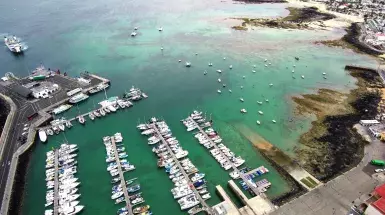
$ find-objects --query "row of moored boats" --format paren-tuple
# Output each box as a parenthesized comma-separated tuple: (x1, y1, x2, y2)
(103, 133, 152, 215)
(181, 111, 245, 175)
(137, 118, 211, 213)
(45, 144, 84, 215)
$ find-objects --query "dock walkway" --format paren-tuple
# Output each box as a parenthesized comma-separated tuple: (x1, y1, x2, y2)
(189, 117, 263, 196)
(53, 150, 59, 215)
(149, 123, 213, 215)
(189, 117, 276, 214)
(111, 137, 133, 215)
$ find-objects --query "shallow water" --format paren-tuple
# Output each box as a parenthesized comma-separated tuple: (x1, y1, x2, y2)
(0, 0, 378, 214)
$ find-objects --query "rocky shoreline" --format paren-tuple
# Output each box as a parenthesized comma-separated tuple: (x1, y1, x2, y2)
(0, 97, 10, 134)
(316, 23, 385, 57)
(233, 0, 287, 3)
(232, 7, 336, 30)
(294, 68, 383, 181)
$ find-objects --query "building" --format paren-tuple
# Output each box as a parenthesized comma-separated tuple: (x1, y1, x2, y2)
(360, 120, 381, 126)
(31, 84, 59, 99)
(364, 184, 385, 214)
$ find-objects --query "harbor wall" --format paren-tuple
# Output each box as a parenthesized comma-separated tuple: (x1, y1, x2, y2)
(1, 111, 51, 215)
(0, 94, 15, 160)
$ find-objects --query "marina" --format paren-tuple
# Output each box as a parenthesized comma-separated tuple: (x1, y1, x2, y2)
(38, 86, 148, 142)
(138, 118, 213, 214)
(45, 143, 83, 215)
(103, 133, 151, 215)
(182, 111, 273, 198)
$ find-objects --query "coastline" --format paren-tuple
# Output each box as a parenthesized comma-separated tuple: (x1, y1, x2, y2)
(293, 67, 383, 181)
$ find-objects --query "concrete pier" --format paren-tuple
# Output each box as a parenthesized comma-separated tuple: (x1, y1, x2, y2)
(212, 185, 241, 215)
(229, 180, 275, 215)
(53, 150, 59, 215)
(149, 122, 213, 214)
(111, 137, 133, 215)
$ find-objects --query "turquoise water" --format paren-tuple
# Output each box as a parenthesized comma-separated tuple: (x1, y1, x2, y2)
(0, 0, 378, 214)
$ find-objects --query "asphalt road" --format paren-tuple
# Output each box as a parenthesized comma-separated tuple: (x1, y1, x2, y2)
(0, 85, 40, 207)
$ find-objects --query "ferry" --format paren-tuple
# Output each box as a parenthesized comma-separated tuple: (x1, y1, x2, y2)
(69, 93, 89, 104)
(52, 104, 73, 115)
(4, 36, 24, 53)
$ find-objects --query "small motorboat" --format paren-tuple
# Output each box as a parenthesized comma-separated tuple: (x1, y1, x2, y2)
(269, 83, 273, 87)
(258, 111, 264, 115)
(158, 27, 163, 31)
(257, 120, 261, 125)
(229, 90, 232, 93)
(301, 75, 305, 79)
(239, 98, 244, 102)
(134, 26, 139, 30)
(208, 63, 213, 67)
(131, 32, 137, 37)
(78, 116, 86, 124)
(185, 62, 191, 67)
(240, 109, 247, 113)
(252, 70, 256, 73)
(218, 79, 221, 83)
(217, 90, 221, 94)
(229, 65, 232, 69)
(133, 205, 150, 214)
(216, 70, 221, 73)
(272, 120, 276, 123)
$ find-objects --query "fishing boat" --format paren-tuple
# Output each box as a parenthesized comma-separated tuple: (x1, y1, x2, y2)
(133, 205, 150, 214)
(39, 130, 47, 143)
(185, 62, 191, 67)
(158, 27, 163, 31)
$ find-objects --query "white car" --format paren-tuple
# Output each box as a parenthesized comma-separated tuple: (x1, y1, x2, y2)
(375, 169, 384, 173)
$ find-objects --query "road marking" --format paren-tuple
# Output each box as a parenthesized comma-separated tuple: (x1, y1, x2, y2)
(0, 111, 23, 189)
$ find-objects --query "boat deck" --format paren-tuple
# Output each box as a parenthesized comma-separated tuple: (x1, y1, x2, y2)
(149, 123, 213, 215)
(53, 150, 59, 215)
(111, 137, 133, 215)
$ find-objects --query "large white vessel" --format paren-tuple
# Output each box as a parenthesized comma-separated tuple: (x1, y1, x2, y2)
(52, 104, 73, 115)
(69, 93, 89, 104)
(4, 36, 25, 53)
(89, 83, 109, 94)
(39, 130, 47, 143)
